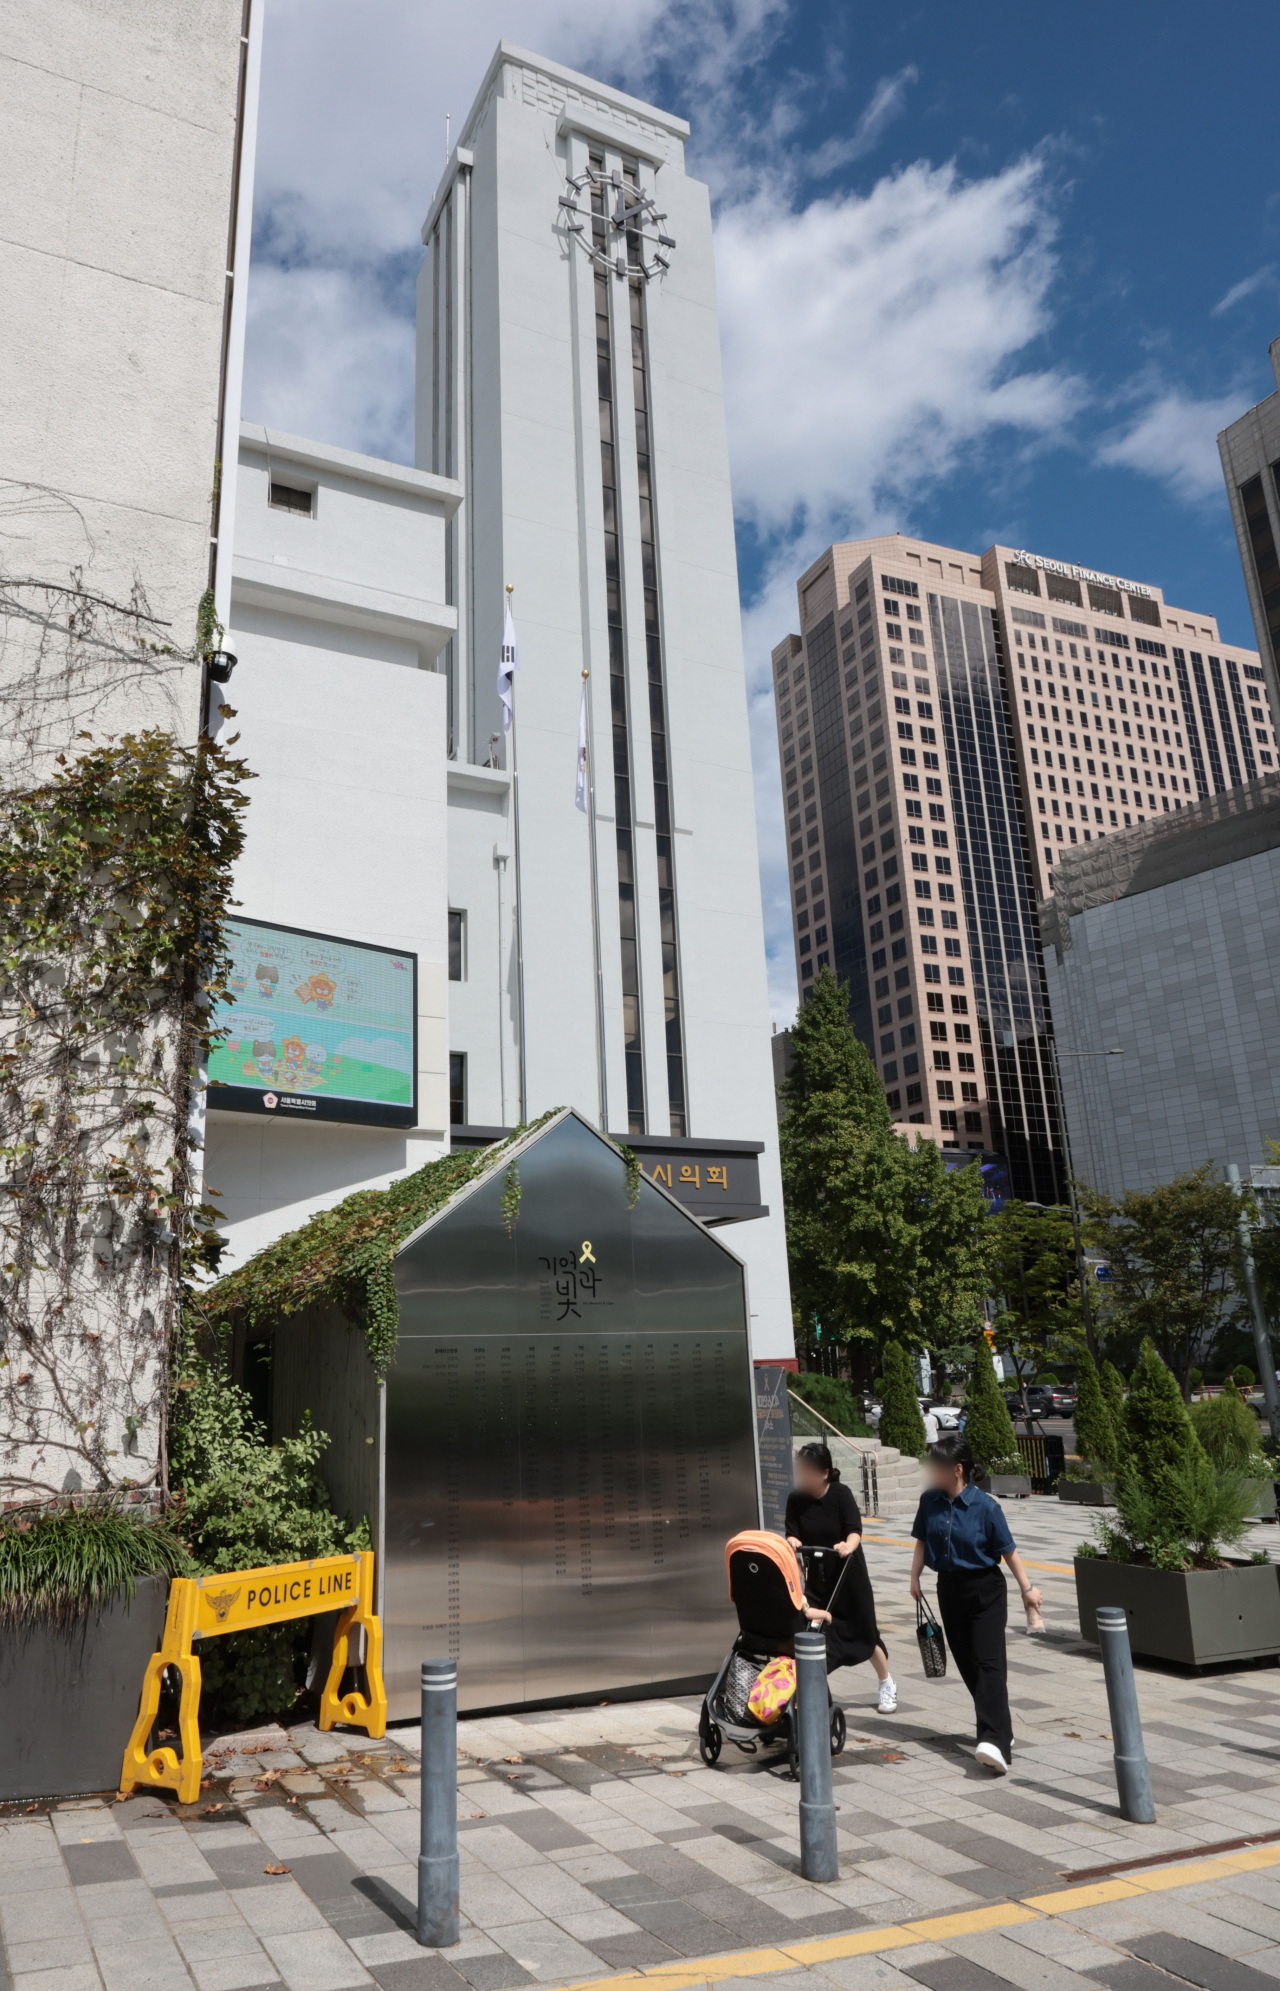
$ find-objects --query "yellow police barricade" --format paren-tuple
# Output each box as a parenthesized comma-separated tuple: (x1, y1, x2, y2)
(120, 1550, 387, 1805)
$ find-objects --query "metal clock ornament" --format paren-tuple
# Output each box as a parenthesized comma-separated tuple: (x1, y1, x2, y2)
(558, 164, 676, 281)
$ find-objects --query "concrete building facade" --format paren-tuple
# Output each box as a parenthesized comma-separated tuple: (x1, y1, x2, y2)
(417, 44, 792, 1360)
(1219, 336, 1280, 693)
(1041, 775, 1280, 1199)
(204, 425, 461, 1265)
(772, 535, 1275, 1202)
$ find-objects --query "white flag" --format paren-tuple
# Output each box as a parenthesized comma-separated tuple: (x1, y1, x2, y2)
(497, 596, 519, 734)
(575, 678, 588, 812)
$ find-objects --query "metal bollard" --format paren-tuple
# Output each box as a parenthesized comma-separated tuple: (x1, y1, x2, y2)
(794, 1629, 839, 1883)
(417, 1659, 460, 1946)
(1096, 1607, 1155, 1824)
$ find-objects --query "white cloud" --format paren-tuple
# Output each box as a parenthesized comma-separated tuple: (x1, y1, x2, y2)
(809, 67, 918, 178)
(1094, 389, 1240, 505)
(243, 262, 415, 460)
(717, 156, 1081, 542)
(1211, 265, 1276, 316)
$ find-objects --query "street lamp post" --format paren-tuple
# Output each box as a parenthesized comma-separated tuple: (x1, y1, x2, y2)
(1044, 1039, 1123, 1358)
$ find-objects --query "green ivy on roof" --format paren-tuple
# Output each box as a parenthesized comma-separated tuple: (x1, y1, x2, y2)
(192, 1113, 559, 1375)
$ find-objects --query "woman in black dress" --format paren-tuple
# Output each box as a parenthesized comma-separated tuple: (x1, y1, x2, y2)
(785, 1441, 896, 1712)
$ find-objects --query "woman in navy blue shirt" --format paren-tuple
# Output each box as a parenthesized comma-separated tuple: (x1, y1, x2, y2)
(909, 1434, 1042, 1775)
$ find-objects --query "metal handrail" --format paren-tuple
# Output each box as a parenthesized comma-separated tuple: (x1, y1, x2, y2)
(787, 1391, 879, 1517)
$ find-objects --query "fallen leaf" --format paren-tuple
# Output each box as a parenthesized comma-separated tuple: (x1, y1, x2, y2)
(264, 1863, 291, 1875)
(1064, 1731, 1081, 1738)
(503, 1755, 522, 1764)
(881, 1752, 905, 1763)
(471, 1810, 486, 1818)
(203, 1803, 226, 1814)
(667, 1772, 684, 1779)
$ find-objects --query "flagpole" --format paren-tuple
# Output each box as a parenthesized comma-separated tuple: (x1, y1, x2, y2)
(582, 666, 608, 1132)
(506, 583, 528, 1126)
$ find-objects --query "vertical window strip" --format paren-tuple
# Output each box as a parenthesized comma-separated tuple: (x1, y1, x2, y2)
(1207, 656, 1244, 786)
(1173, 651, 1210, 798)
(1224, 657, 1258, 781)
(1189, 655, 1226, 792)
(624, 169, 684, 1134)
(591, 155, 645, 1134)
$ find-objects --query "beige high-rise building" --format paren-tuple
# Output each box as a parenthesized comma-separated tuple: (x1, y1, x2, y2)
(772, 535, 1277, 1201)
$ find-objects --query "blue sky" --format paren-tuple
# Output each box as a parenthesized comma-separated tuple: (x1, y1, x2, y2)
(243, 0, 1280, 1022)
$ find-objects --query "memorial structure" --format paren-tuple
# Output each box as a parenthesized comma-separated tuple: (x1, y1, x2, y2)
(224, 1109, 759, 1716)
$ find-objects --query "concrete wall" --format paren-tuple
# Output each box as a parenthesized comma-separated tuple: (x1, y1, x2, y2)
(1045, 845, 1280, 1197)
(0, 0, 247, 745)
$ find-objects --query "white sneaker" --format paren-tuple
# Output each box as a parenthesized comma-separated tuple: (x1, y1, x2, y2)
(975, 1741, 1008, 1776)
(877, 1676, 898, 1713)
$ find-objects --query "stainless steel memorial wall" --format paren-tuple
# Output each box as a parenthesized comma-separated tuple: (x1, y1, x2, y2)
(383, 1112, 760, 1716)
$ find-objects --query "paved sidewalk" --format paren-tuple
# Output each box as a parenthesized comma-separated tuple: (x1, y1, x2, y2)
(5, 1500, 1280, 1991)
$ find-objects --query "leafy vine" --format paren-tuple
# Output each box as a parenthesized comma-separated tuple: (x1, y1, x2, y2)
(502, 1162, 522, 1234)
(1, 685, 251, 1500)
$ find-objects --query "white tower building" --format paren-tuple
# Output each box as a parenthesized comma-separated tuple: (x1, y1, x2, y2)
(418, 44, 792, 1360)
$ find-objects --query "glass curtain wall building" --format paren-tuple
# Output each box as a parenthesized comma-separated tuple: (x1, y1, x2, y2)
(1219, 337, 1280, 694)
(774, 534, 1276, 1201)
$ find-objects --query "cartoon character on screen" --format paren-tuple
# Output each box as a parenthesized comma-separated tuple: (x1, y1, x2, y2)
(302, 1042, 327, 1090)
(227, 965, 249, 995)
(281, 1034, 307, 1077)
(309, 972, 337, 1012)
(254, 962, 279, 1000)
(252, 1039, 277, 1082)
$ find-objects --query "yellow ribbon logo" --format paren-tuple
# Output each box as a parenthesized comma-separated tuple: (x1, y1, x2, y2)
(580, 1240, 597, 1264)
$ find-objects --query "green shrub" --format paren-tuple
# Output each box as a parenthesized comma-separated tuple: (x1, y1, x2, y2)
(1072, 1349, 1117, 1476)
(171, 1364, 369, 1723)
(788, 1371, 873, 1437)
(0, 1500, 190, 1627)
(1189, 1389, 1266, 1472)
(1100, 1359, 1126, 1430)
(1114, 1340, 1264, 1568)
(878, 1341, 927, 1458)
(963, 1344, 1020, 1470)
(1036, 1372, 1060, 1386)
(1189, 1368, 1204, 1390)
(1234, 1364, 1256, 1387)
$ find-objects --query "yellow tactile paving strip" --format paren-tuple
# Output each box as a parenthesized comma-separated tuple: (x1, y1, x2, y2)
(536, 1839, 1280, 1991)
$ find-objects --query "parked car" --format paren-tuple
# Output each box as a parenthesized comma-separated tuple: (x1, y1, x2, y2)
(863, 1397, 960, 1431)
(1005, 1384, 1075, 1417)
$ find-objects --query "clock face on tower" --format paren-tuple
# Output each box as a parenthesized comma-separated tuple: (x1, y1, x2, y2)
(557, 164, 676, 281)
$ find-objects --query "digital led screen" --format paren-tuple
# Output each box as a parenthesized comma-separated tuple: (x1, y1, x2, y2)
(208, 918, 417, 1128)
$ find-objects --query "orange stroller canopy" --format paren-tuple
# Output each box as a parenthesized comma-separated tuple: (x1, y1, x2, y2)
(724, 1530, 805, 1610)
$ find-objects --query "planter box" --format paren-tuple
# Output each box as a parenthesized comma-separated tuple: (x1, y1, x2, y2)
(1059, 1480, 1114, 1507)
(1074, 1555, 1280, 1666)
(0, 1576, 168, 1800)
(988, 1474, 1032, 1498)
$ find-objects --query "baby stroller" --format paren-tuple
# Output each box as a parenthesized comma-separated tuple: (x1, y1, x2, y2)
(698, 1530, 849, 1777)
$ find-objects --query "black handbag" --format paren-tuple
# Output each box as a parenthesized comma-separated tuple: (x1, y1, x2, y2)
(916, 1596, 947, 1678)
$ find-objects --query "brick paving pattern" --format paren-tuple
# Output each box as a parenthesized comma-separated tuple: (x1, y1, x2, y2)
(6, 1502, 1280, 1991)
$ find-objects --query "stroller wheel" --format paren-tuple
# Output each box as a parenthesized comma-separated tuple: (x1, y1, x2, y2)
(698, 1711, 723, 1766)
(830, 1706, 846, 1758)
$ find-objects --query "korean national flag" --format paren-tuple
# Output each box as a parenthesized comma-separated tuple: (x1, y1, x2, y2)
(498, 596, 520, 733)
(576, 677, 588, 812)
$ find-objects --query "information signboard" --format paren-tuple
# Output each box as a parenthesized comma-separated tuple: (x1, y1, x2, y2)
(207, 918, 417, 1128)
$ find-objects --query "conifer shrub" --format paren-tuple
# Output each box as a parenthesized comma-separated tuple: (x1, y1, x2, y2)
(878, 1341, 927, 1458)
(963, 1345, 1020, 1472)
(1105, 1340, 1265, 1569)
(1072, 1349, 1118, 1476)
(1100, 1359, 1126, 1431)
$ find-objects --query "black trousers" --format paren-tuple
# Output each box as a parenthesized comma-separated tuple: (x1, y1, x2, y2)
(936, 1566, 1012, 1757)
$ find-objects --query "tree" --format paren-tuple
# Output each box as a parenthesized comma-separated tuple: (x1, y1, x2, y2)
(1101, 1359, 1126, 1431)
(1072, 1348, 1117, 1475)
(779, 968, 993, 1354)
(964, 1341, 1020, 1471)
(1110, 1339, 1251, 1568)
(879, 1340, 927, 1458)
(1080, 1168, 1239, 1399)
(987, 1199, 1080, 1416)
(1189, 1389, 1266, 1472)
